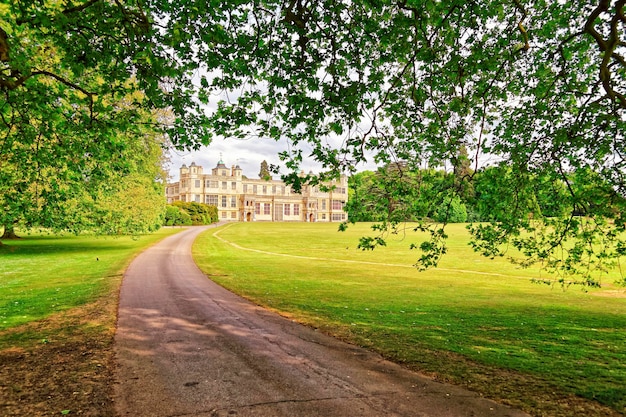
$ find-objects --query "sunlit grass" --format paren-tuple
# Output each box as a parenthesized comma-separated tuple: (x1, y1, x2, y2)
(0, 228, 183, 333)
(193, 222, 626, 416)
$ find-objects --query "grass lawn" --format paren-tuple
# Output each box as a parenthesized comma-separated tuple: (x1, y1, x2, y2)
(0, 227, 184, 416)
(193, 222, 626, 417)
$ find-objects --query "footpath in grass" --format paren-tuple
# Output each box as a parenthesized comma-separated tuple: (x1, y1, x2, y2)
(0, 228, 184, 417)
(193, 222, 626, 417)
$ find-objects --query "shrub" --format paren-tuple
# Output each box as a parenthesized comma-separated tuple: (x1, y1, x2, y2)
(166, 202, 217, 225)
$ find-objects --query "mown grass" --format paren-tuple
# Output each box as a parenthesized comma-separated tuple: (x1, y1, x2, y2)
(0, 227, 185, 417)
(193, 222, 626, 417)
(0, 228, 183, 345)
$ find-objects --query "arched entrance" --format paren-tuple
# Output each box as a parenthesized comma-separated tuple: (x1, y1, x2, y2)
(246, 212, 252, 222)
(309, 213, 315, 222)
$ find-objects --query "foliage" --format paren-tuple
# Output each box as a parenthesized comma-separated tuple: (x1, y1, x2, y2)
(433, 194, 467, 223)
(347, 166, 453, 223)
(346, 162, 625, 285)
(0, 1, 205, 238)
(170, 201, 217, 225)
(174, 0, 625, 286)
(164, 205, 192, 226)
(76, 125, 168, 235)
(258, 160, 272, 181)
(2, 1, 625, 284)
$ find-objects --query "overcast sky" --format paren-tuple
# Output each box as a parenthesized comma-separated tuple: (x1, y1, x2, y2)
(166, 136, 379, 183)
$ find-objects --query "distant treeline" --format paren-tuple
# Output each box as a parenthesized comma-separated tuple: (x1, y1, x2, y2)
(345, 165, 622, 223)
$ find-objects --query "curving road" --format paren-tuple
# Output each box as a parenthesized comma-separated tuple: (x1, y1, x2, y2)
(113, 225, 529, 417)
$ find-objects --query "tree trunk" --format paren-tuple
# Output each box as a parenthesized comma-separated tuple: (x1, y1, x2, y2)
(1, 223, 20, 239)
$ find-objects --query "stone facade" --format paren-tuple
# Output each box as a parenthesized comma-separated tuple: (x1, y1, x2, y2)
(166, 160, 349, 222)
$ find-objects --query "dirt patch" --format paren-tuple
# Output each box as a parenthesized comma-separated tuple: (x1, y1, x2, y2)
(0, 338, 115, 416)
(0, 299, 117, 416)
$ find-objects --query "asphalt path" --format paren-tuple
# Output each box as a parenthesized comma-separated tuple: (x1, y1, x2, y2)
(113, 225, 530, 417)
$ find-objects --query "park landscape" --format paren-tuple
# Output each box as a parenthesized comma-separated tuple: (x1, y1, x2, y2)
(1, 222, 625, 416)
(1, 0, 626, 416)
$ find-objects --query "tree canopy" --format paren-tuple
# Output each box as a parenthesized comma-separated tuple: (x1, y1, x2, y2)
(2, 1, 624, 284)
(0, 1, 200, 236)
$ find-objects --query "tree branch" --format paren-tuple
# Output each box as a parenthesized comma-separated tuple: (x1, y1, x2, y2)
(584, 0, 626, 108)
(62, 0, 102, 15)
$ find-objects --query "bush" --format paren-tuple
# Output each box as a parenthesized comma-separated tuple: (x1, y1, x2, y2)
(165, 202, 218, 226)
(164, 205, 192, 226)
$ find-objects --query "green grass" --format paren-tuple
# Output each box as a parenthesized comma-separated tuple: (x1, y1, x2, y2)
(193, 222, 626, 416)
(0, 228, 183, 334)
(0, 227, 186, 417)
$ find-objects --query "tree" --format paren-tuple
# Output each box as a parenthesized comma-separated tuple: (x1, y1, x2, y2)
(346, 166, 450, 224)
(2, 1, 624, 285)
(433, 194, 468, 224)
(259, 160, 272, 180)
(191, 0, 625, 286)
(0, 1, 209, 240)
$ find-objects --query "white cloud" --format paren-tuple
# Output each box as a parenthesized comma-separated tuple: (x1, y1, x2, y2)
(166, 136, 330, 182)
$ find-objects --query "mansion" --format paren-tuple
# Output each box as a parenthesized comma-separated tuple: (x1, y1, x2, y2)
(166, 159, 348, 222)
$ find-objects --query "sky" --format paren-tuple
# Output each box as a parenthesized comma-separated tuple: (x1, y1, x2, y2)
(167, 137, 314, 183)
(166, 135, 378, 183)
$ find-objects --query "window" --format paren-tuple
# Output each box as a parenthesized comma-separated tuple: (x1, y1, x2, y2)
(253, 185, 258, 194)
(231, 212, 237, 219)
(206, 195, 218, 206)
(294, 204, 300, 215)
(195, 180, 200, 188)
(221, 196, 227, 208)
(284, 204, 290, 215)
(243, 184, 248, 193)
(321, 213, 326, 220)
(332, 200, 343, 210)
(210, 180, 218, 188)
(221, 211, 226, 218)
(264, 203, 271, 215)
(255, 203, 261, 215)
(332, 213, 343, 221)
(194, 195, 200, 203)
(221, 181, 227, 190)
(272, 185, 276, 194)
(231, 182, 236, 190)
(322, 200, 327, 210)
(263, 185, 267, 194)
(230, 196, 237, 208)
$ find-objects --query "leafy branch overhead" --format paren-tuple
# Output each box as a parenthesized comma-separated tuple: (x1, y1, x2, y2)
(1, 1, 624, 285)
